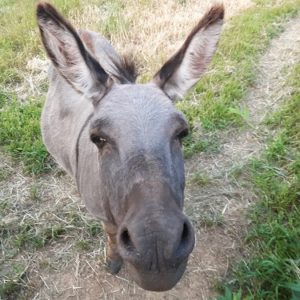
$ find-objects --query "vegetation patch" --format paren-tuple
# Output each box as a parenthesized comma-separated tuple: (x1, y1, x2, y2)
(0, 0, 87, 86)
(184, 132, 221, 159)
(0, 262, 27, 300)
(0, 169, 106, 298)
(188, 171, 212, 187)
(1, 209, 104, 258)
(0, 0, 299, 298)
(0, 98, 50, 174)
(218, 63, 300, 299)
(0, 167, 12, 181)
(0, 0, 298, 168)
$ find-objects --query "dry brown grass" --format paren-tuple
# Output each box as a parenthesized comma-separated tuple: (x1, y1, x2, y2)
(14, 0, 254, 100)
(4, 1, 300, 300)
(0, 151, 242, 299)
(70, 0, 254, 78)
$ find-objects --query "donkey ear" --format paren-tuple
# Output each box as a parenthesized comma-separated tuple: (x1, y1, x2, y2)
(36, 2, 112, 104)
(153, 5, 224, 101)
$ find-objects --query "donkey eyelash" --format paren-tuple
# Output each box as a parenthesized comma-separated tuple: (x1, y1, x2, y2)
(177, 128, 189, 140)
(90, 134, 107, 146)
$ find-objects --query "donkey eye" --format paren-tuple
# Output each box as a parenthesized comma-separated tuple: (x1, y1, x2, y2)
(177, 128, 189, 141)
(90, 135, 107, 148)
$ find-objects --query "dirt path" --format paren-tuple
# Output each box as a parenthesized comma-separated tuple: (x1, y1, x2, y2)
(1, 15, 299, 300)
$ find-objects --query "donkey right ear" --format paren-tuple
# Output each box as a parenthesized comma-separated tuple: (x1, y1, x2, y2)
(153, 5, 224, 101)
(37, 2, 112, 104)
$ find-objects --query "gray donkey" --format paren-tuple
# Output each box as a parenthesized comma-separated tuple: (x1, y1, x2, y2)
(37, 2, 224, 291)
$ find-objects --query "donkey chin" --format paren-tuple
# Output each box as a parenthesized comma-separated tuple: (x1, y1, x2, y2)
(118, 222, 195, 291)
(127, 258, 189, 291)
(119, 230, 194, 291)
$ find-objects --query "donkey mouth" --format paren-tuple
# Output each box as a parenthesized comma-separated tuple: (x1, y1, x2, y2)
(126, 257, 188, 291)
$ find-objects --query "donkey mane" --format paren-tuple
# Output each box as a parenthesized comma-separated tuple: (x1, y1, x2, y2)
(79, 29, 137, 84)
(111, 54, 138, 84)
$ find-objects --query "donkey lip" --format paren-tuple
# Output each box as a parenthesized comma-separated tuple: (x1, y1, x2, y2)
(125, 257, 188, 291)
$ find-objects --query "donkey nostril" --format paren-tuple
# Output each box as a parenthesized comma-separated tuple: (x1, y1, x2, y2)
(175, 221, 193, 259)
(181, 222, 189, 245)
(120, 228, 135, 251)
(121, 229, 130, 245)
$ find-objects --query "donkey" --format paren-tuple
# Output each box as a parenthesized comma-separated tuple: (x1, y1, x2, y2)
(37, 2, 224, 291)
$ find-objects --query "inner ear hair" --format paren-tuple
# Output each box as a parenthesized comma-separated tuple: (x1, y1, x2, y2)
(153, 4, 224, 100)
(37, 2, 111, 101)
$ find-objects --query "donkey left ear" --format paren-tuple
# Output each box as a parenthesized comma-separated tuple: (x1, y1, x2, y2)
(153, 5, 224, 101)
(37, 2, 112, 105)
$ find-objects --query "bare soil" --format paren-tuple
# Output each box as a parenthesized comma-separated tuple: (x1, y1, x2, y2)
(1, 11, 299, 300)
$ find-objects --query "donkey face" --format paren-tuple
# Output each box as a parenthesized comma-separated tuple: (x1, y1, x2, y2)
(90, 83, 188, 212)
(37, 2, 223, 291)
(90, 85, 192, 290)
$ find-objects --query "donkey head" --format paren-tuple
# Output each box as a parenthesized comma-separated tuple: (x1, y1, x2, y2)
(37, 2, 223, 291)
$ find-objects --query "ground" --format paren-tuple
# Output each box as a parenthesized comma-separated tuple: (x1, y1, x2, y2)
(0, 1, 299, 299)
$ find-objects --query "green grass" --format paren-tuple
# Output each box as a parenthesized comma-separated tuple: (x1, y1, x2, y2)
(180, 0, 300, 157)
(218, 63, 300, 300)
(0, 202, 104, 298)
(29, 184, 39, 201)
(75, 239, 92, 251)
(0, 98, 50, 174)
(13, 224, 66, 250)
(0, 262, 27, 300)
(0, 168, 12, 181)
(217, 288, 249, 300)
(184, 133, 220, 159)
(189, 171, 212, 187)
(0, 0, 299, 170)
(0, 0, 86, 86)
(0, 198, 104, 258)
(0, 0, 299, 298)
(94, 1, 129, 39)
(1, 218, 63, 256)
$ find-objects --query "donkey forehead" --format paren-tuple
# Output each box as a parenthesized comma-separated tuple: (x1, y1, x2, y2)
(91, 84, 187, 132)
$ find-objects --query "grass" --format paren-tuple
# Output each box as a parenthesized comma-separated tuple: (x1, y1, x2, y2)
(188, 172, 212, 187)
(218, 62, 300, 299)
(180, 0, 300, 157)
(0, 98, 50, 174)
(0, 0, 87, 86)
(184, 133, 220, 159)
(0, 0, 298, 172)
(0, 179, 104, 255)
(0, 175, 105, 298)
(0, 262, 27, 300)
(0, 167, 12, 181)
(0, 0, 299, 298)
